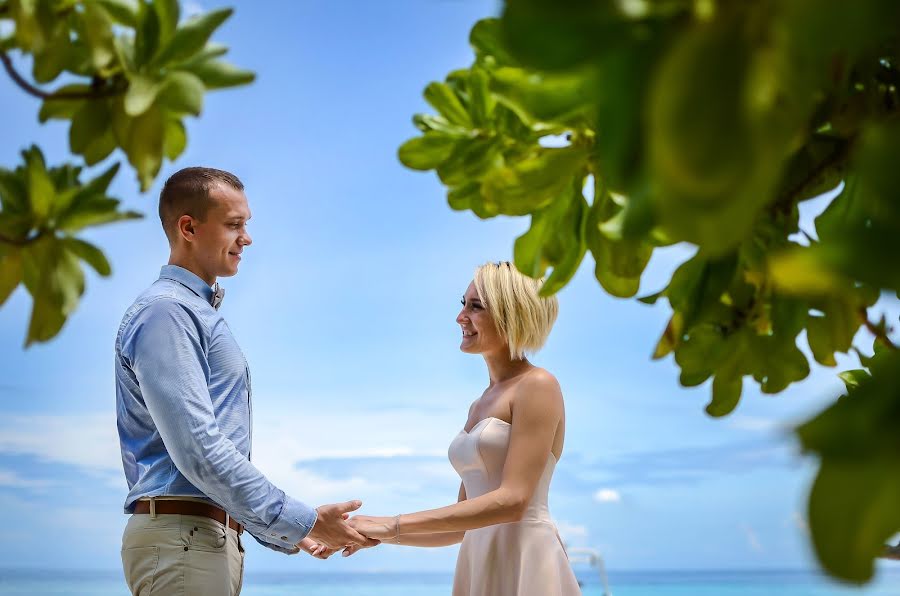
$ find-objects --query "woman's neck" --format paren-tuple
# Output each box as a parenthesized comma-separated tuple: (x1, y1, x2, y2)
(483, 352, 532, 385)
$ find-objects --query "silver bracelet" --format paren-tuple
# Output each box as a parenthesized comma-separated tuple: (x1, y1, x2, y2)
(392, 514, 401, 544)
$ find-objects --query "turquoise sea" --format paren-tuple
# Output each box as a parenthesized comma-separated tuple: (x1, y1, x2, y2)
(1, 569, 898, 596)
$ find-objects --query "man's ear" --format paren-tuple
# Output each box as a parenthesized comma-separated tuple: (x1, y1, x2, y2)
(177, 215, 196, 243)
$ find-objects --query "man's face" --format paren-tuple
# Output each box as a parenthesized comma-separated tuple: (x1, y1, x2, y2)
(191, 183, 252, 280)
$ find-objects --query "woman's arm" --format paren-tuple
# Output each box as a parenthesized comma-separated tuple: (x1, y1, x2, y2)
(344, 484, 467, 555)
(351, 371, 562, 540)
(389, 483, 468, 547)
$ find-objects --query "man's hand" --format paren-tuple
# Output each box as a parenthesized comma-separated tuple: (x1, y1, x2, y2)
(304, 500, 368, 550)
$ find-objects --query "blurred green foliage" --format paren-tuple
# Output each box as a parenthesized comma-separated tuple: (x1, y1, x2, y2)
(0, 0, 253, 345)
(398, 0, 900, 584)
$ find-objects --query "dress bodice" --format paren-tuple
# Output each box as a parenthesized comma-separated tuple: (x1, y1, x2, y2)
(448, 417, 556, 523)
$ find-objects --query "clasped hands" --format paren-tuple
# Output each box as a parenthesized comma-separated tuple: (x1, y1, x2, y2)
(296, 499, 398, 560)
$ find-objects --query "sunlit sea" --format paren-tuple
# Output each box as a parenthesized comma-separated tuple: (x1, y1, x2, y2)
(1, 569, 898, 595)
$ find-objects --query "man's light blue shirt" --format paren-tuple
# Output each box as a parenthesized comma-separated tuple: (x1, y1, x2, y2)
(115, 265, 317, 553)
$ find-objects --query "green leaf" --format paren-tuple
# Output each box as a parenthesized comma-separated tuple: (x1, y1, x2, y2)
(180, 59, 255, 89)
(0, 247, 23, 305)
(490, 66, 598, 124)
(586, 185, 653, 298)
(806, 299, 858, 367)
(649, 18, 751, 201)
(500, 0, 626, 71)
(413, 114, 470, 137)
(801, 378, 900, 572)
(81, 2, 117, 70)
(124, 104, 165, 191)
(469, 18, 517, 66)
(154, 8, 233, 66)
(0, 168, 29, 213)
(423, 82, 472, 128)
(93, 0, 139, 27)
(482, 146, 587, 216)
(134, 0, 161, 66)
(20, 235, 85, 346)
(467, 67, 494, 127)
(179, 41, 228, 65)
(398, 134, 458, 171)
(675, 324, 726, 383)
(25, 292, 67, 347)
(124, 74, 163, 116)
(81, 161, 121, 196)
(541, 188, 588, 296)
(806, 460, 900, 584)
(163, 118, 187, 161)
(446, 183, 480, 212)
(513, 179, 588, 294)
(69, 100, 116, 165)
(769, 248, 847, 296)
(32, 34, 71, 83)
(62, 237, 112, 276)
(38, 87, 89, 122)
(838, 369, 870, 394)
(667, 253, 738, 329)
(707, 373, 742, 417)
(156, 71, 204, 115)
(23, 146, 54, 221)
(748, 336, 810, 394)
(57, 202, 142, 233)
(152, 0, 179, 43)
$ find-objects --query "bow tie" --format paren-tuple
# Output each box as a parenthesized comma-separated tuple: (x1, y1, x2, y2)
(211, 283, 225, 310)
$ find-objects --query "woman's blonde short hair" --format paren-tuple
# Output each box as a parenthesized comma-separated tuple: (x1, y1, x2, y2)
(473, 262, 559, 360)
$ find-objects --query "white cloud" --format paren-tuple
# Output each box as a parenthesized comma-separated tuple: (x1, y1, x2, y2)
(0, 468, 54, 489)
(593, 488, 621, 504)
(0, 413, 121, 472)
(728, 415, 782, 434)
(0, 407, 465, 506)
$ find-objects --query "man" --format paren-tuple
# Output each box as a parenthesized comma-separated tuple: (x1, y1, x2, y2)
(115, 167, 369, 595)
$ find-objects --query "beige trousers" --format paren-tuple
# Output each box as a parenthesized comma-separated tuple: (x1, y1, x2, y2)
(121, 513, 244, 596)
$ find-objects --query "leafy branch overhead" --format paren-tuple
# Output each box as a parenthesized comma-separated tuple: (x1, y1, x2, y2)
(0, 0, 254, 345)
(398, 1, 900, 584)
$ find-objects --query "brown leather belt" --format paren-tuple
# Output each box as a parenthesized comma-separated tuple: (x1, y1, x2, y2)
(133, 500, 243, 534)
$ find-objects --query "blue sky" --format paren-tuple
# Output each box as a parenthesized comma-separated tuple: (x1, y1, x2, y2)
(0, 0, 895, 578)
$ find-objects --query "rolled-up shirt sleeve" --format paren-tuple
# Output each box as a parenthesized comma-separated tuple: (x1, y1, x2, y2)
(122, 297, 317, 550)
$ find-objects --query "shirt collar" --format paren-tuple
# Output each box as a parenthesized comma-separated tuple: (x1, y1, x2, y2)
(159, 265, 215, 304)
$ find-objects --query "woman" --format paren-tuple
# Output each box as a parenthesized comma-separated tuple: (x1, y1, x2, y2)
(348, 261, 581, 595)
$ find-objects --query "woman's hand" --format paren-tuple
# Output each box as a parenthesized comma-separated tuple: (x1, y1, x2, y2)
(348, 515, 398, 541)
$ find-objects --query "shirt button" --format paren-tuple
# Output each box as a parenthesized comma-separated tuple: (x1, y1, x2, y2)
(281, 536, 288, 540)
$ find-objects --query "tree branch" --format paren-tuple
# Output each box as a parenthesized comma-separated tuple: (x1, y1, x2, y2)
(882, 542, 900, 560)
(0, 231, 34, 247)
(859, 308, 899, 352)
(0, 50, 123, 100)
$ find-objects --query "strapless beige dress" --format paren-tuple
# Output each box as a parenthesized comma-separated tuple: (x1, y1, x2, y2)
(449, 417, 581, 596)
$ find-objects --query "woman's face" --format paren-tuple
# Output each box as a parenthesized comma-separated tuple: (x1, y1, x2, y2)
(456, 282, 506, 355)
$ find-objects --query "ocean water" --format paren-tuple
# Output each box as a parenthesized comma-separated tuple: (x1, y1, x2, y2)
(0, 569, 898, 595)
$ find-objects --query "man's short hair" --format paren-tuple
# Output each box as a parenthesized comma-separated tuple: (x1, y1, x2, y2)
(158, 167, 244, 242)
(473, 261, 559, 360)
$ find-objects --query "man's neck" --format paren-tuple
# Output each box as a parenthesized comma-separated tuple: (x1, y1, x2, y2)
(168, 255, 215, 287)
